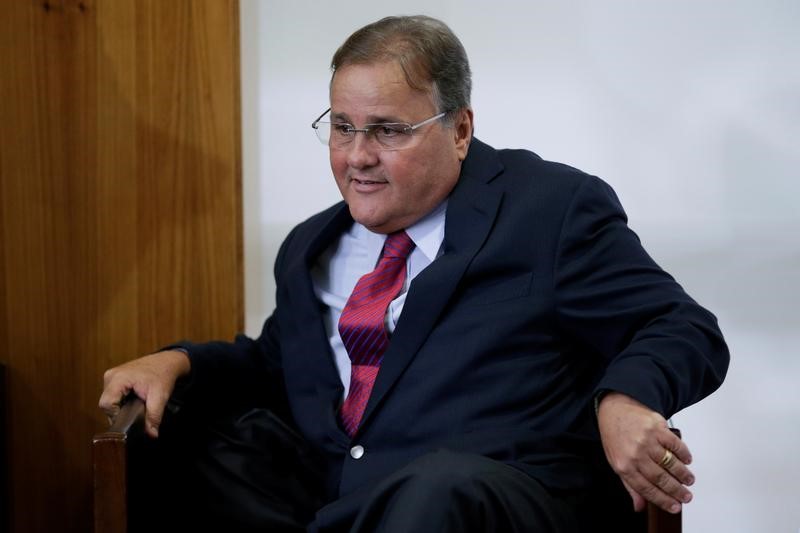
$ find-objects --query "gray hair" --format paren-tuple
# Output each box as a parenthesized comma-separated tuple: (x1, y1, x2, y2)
(331, 15, 472, 122)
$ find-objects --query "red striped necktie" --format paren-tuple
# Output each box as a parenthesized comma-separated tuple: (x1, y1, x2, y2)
(338, 230, 416, 437)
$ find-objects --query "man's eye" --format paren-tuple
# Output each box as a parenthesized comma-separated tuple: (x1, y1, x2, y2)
(376, 125, 406, 137)
(333, 124, 355, 135)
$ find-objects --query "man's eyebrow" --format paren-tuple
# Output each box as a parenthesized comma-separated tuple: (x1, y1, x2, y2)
(367, 116, 405, 124)
(330, 112, 406, 124)
(330, 112, 351, 123)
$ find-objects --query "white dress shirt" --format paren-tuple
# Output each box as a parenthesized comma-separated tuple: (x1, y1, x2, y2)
(311, 202, 446, 398)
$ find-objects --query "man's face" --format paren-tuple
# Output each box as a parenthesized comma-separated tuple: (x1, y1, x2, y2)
(329, 61, 472, 234)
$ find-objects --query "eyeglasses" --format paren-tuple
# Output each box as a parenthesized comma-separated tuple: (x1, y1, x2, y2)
(311, 108, 448, 151)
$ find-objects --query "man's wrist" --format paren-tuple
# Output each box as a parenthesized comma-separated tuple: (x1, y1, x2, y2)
(594, 390, 609, 417)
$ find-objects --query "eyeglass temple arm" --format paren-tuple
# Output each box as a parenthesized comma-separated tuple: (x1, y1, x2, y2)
(312, 107, 331, 127)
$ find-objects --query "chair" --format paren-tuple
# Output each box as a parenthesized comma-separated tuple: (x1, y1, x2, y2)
(0, 362, 8, 532)
(93, 397, 147, 533)
(92, 398, 682, 533)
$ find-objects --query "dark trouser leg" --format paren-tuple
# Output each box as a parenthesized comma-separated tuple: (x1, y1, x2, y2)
(312, 449, 582, 533)
(144, 406, 326, 533)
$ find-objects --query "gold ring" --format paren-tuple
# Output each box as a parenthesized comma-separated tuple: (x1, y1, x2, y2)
(660, 449, 675, 469)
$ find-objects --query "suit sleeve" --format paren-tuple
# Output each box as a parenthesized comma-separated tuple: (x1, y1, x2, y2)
(553, 176, 729, 417)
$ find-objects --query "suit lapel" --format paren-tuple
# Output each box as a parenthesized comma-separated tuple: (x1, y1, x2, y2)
(358, 139, 505, 433)
(282, 203, 354, 443)
(283, 202, 353, 342)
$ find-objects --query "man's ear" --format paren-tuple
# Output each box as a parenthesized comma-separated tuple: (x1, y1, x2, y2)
(453, 107, 474, 161)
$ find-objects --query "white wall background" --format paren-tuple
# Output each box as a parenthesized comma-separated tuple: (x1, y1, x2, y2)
(241, 2, 800, 531)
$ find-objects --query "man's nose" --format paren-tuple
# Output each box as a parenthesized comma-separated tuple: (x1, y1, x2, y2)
(345, 132, 379, 169)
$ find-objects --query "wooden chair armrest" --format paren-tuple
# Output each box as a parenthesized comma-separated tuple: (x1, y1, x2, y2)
(92, 397, 146, 533)
(648, 502, 682, 533)
(0, 363, 8, 532)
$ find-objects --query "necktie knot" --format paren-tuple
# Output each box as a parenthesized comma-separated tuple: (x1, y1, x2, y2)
(382, 230, 415, 260)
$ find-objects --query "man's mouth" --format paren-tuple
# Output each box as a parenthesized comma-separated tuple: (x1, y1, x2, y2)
(351, 177, 386, 186)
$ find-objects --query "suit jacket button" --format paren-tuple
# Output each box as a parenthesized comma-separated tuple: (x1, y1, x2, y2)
(350, 445, 365, 459)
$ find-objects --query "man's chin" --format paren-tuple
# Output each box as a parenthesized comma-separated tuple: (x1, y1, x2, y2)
(348, 208, 398, 235)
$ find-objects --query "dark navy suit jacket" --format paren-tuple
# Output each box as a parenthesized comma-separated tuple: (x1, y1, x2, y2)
(180, 138, 729, 499)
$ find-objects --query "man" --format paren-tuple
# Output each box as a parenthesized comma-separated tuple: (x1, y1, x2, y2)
(100, 15, 728, 532)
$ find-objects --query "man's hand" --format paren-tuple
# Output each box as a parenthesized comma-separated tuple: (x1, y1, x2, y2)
(597, 392, 695, 514)
(98, 350, 191, 438)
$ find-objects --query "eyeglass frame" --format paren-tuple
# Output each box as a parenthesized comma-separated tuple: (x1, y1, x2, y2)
(310, 108, 449, 150)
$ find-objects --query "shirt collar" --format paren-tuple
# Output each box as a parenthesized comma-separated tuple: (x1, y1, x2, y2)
(350, 201, 447, 264)
(404, 201, 446, 262)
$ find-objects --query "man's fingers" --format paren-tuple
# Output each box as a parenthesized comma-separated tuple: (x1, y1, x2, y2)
(626, 469, 685, 514)
(99, 350, 190, 433)
(98, 394, 121, 417)
(98, 375, 129, 418)
(143, 389, 170, 438)
(653, 430, 695, 487)
(596, 393, 700, 515)
(621, 479, 646, 512)
(620, 466, 685, 514)
(638, 454, 694, 512)
(652, 446, 695, 487)
(660, 430, 692, 465)
(616, 428, 695, 514)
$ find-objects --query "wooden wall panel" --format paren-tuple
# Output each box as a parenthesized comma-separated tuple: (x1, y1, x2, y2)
(0, 1, 242, 531)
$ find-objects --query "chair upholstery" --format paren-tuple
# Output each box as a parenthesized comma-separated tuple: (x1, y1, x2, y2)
(92, 398, 682, 533)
